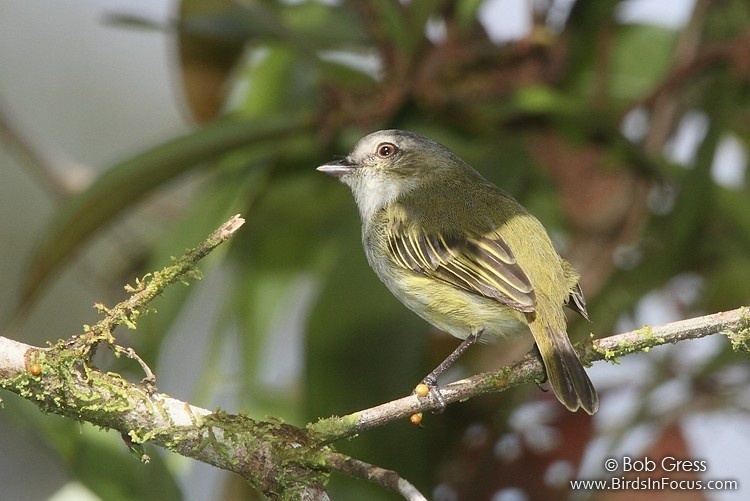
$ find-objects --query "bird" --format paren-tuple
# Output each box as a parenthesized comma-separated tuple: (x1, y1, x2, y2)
(317, 129, 598, 415)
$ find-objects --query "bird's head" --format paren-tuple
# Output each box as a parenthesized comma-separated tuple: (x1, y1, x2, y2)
(317, 129, 466, 221)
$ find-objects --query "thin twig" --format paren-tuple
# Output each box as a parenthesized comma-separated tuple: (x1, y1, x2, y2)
(325, 452, 428, 501)
(81, 214, 245, 347)
(113, 345, 157, 387)
(309, 307, 750, 443)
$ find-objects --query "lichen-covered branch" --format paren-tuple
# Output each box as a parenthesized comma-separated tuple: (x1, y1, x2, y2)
(0, 334, 331, 499)
(81, 213, 246, 348)
(0, 213, 428, 500)
(0, 213, 746, 500)
(0, 333, 330, 497)
(0, 215, 331, 500)
(309, 307, 750, 443)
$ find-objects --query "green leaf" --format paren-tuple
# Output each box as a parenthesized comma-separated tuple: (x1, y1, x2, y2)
(608, 25, 677, 102)
(372, 0, 415, 52)
(513, 85, 577, 115)
(562, 0, 620, 88)
(177, 0, 371, 118)
(238, 47, 317, 117)
(20, 115, 311, 308)
(316, 57, 380, 89)
(282, 2, 368, 49)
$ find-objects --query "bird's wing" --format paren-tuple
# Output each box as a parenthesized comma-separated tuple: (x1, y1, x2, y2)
(386, 224, 536, 312)
(565, 282, 590, 320)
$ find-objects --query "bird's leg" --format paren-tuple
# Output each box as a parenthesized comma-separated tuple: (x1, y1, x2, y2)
(417, 329, 484, 411)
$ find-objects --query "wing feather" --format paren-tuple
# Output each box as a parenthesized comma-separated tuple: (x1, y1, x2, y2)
(387, 224, 536, 312)
(566, 282, 590, 320)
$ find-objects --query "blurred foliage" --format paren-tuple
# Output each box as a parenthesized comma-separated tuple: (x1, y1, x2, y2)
(10, 0, 750, 499)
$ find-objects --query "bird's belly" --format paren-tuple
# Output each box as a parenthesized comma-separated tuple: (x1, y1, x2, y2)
(377, 266, 528, 341)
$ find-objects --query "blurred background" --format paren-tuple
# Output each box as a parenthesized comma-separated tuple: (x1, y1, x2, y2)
(1, 0, 749, 500)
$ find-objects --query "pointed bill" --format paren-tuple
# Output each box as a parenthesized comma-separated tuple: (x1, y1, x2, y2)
(316, 158, 356, 177)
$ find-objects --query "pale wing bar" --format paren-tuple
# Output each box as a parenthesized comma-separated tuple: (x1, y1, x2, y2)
(387, 227, 536, 312)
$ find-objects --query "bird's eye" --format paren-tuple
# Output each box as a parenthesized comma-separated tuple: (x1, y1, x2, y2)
(376, 142, 398, 158)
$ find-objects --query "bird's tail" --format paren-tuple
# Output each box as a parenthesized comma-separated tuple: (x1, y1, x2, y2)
(529, 322, 599, 415)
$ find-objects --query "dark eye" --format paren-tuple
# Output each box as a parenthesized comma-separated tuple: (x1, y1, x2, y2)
(376, 142, 398, 158)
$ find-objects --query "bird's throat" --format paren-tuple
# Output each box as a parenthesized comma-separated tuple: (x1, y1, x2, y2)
(349, 172, 416, 224)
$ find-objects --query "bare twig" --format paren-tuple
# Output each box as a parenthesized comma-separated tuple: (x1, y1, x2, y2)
(325, 452, 428, 501)
(112, 345, 157, 387)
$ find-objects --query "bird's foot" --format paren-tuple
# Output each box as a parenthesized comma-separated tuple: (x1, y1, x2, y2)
(535, 380, 549, 392)
(414, 376, 447, 413)
(533, 367, 549, 392)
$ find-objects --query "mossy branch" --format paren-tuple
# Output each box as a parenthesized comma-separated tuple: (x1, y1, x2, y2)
(82, 213, 246, 348)
(1, 215, 327, 500)
(0, 214, 747, 499)
(0, 214, 420, 501)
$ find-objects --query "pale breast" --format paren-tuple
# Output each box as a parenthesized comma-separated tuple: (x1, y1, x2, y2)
(364, 236, 528, 341)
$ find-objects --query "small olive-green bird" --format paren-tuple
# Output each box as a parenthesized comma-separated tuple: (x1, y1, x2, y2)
(317, 130, 598, 414)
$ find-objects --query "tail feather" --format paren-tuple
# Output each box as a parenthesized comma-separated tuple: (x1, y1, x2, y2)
(531, 324, 599, 415)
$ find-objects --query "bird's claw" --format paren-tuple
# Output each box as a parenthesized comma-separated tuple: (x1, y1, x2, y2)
(429, 386, 447, 412)
(415, 378, 447, 413)
(533, 366, 549, 392)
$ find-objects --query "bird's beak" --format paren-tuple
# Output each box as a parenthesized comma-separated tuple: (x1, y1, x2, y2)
(316, 158, 356, 177)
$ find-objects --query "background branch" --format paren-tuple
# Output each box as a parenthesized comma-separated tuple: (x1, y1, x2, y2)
(324, 452, 427, 501)
(0, 96, 73, 200)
